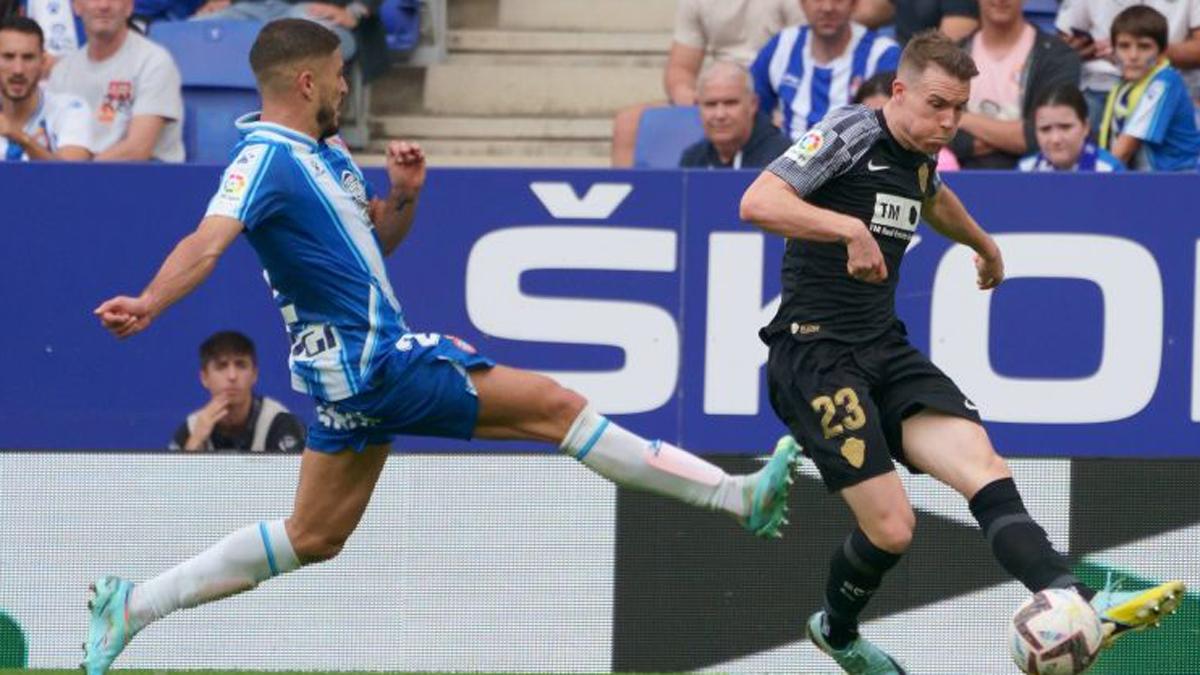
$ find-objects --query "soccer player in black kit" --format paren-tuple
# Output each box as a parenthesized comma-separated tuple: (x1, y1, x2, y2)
(741, 30, 1184, 675)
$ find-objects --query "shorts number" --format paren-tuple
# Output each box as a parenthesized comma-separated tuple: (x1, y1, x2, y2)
(811, 388, 867, 439)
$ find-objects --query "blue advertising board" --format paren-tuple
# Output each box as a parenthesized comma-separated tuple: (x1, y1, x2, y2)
(1, 163, 1196, 456)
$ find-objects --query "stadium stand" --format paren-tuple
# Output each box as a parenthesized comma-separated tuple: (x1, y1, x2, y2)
(149, 20, 259, 163)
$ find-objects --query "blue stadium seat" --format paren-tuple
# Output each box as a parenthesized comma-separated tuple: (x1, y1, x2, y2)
(1024, 0, 1060, 34)
(633, 106, 704, 168)
(380, 0, 420, 51)
(149, 20, 262, 163)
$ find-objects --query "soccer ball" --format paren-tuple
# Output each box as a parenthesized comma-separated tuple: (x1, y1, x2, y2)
(1009, 588, 1104, 674)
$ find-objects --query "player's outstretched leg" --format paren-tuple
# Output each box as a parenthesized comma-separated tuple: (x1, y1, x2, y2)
(902, 412, 1186, 649)
(470, 365, 799, 537)
(81, 444, 389, 673)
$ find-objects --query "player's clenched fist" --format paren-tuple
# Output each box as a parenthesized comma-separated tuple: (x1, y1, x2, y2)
(845, 226, 888, 284)
(94, 295, 154, 339)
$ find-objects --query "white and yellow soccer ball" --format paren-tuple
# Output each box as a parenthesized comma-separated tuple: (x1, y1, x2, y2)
(1010, 588, 1104, 675)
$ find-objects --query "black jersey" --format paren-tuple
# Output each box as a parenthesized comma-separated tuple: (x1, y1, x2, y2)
(760, 105, 940, 344)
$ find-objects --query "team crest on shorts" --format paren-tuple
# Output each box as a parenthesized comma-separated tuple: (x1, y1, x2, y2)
(446, 334, 477, 354)
(841, 437, 866, 469)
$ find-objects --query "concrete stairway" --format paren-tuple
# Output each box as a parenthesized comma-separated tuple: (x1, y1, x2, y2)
(363, 0, 677, 167)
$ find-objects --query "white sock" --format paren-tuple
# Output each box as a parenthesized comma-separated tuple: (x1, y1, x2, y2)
(560, 406, 749, 516)
(127, 519, 300, 632)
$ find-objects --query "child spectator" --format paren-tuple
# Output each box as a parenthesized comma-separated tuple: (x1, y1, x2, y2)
(1099, 5, 1200, 171)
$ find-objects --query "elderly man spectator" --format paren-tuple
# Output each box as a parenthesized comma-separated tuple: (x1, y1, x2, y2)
(950, 0, 1080, 169)
(1057, 0, 1200, 127)
(680, 61, 790, 168)
(47, 0, 183, 161)
(170, 331, 306, 453)
(751, 0, 900, 141)
(611, 0, 805, 167)
(0, 16, 91, 159)
(853, 0, 979, 45)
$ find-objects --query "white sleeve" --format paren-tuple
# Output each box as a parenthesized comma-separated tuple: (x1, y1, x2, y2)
(205, 143, 280, 229)
(1054, 0, 1087, 35)
(51, 95, 94, 151)
(132, 46, 184, 121)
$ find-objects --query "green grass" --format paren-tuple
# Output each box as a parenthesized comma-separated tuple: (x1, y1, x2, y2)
(0, 667, 568, 672)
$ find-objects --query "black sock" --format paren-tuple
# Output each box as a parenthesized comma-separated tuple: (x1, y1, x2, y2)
(969, 478, 1086, 595)
(823, 528, 902, 649)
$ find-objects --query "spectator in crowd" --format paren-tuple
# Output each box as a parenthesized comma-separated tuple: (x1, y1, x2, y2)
(131, 0, 202, 28)
(1098, 5, 1200, 172)
(1019, 82, 1124, 172)
(1057, 0, 1200, 128)
(949, 0, 1080, 169)
(0, 16, 91, 159)
(170, 331, 306, 452)
(19, 0, 85, 60)
(853, 69, 960, 170)
(752, 0, 900, 141)
(611, 0, 805, 167)
(190, 0, 390, 79)
(680, 61, 790, 168)
(853, 0, 979, 46)
(47, 0, 183, 161)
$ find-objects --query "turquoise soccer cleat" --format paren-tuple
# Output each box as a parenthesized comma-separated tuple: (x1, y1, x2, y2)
(806, 610, 907, 675)
(81, 576, 136, 675)
(1089, 573, 1186, 647)
(741, 435, 801, 538)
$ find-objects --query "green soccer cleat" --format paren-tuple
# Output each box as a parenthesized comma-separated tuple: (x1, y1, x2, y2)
(81, 576, 136, 675)
(1090, 573, 1186, 648)
(741, 435, 801, 538)
(806, 611, 907, 675)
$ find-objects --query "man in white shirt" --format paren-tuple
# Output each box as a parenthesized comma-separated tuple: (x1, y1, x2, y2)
(0, 16, 91, 160)
(48, 0, 183, 161)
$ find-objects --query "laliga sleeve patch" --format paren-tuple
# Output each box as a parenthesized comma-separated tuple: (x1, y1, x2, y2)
(784, 128, 827, 166)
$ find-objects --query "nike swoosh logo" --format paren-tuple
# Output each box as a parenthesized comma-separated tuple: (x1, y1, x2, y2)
(964, 399, 979, 411)
(867, 160, 889, 171)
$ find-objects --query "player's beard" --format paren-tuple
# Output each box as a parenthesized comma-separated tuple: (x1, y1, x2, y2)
(316, 98, 339, 140)
(1, 77, 35, 102)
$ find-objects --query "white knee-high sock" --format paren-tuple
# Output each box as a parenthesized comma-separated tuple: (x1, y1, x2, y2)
(127, 519, 300, 632)
(560, 406, 748, 516)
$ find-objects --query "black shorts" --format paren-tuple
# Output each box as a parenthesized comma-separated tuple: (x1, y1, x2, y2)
(766, 326, 982, 492)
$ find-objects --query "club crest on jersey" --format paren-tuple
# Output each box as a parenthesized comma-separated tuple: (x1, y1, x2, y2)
(918, 163, 930, 193)
(341, 169, 369, 207)
(785, 129, 826, 165)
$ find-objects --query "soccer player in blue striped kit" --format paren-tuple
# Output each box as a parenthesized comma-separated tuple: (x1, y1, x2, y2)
(88, 18, 799, 674)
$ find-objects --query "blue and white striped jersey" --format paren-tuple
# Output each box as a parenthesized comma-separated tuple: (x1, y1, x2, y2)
(751, 23, 900, 141)
(205, 114, 409, 402)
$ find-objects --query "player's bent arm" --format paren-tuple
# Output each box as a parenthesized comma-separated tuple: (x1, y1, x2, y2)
(95, 115, 166, 161)
(1110, 133, 1140, 165)
(922, 185, 998, 257)
(140, 215, 244, 317)
(370, 188, 420, 256)
(740, 171, 865, 243)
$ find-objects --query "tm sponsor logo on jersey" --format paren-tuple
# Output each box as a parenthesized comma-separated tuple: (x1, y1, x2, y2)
(869, 193, 921, 240)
